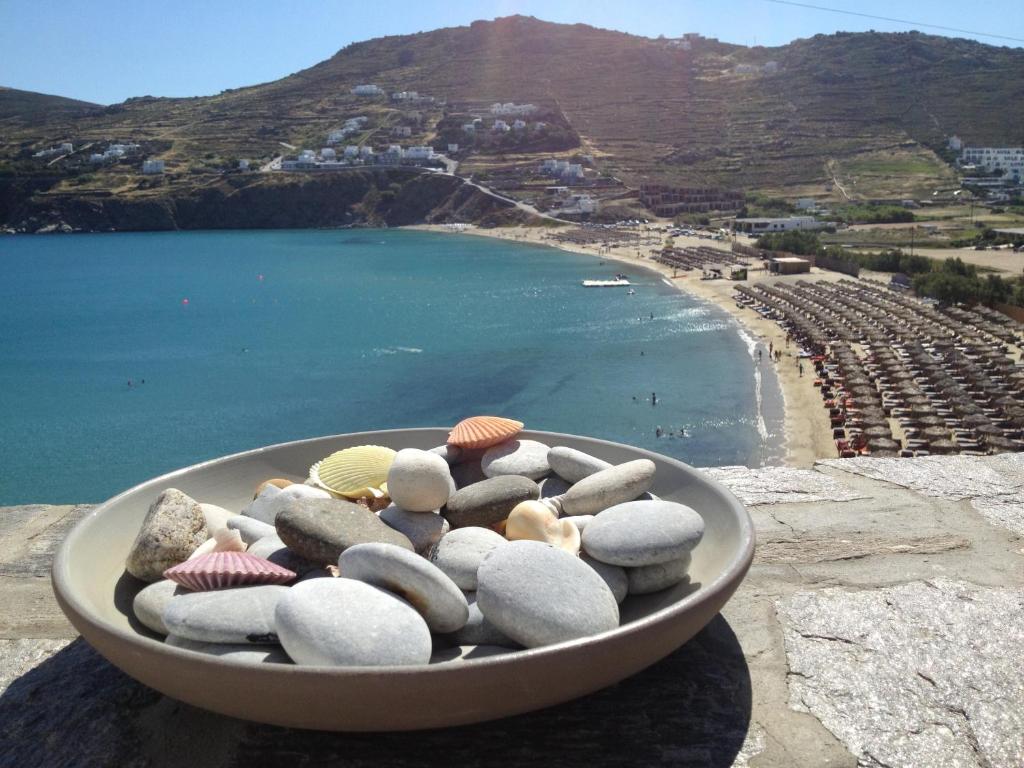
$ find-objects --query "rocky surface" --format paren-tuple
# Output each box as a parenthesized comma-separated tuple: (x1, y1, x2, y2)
(2, 453, 1023, 766)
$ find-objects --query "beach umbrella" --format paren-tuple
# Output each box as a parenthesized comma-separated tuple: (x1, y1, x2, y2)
(868, 437, 900, 452)
(927, 439, 958, 455)
(983, 436, 1020, 453)
(962, 414, 991, 427)
(974, 424, 1004, 437)
(922, 426, 951, 440)
(914, 415, 947, 427)
(863, 426, 892, 439)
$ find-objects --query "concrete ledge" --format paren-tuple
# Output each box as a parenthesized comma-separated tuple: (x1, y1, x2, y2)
(1, 454, 1022, 767)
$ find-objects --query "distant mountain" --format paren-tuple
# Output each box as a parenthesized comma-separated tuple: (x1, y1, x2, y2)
(3, 17, 1023, 231)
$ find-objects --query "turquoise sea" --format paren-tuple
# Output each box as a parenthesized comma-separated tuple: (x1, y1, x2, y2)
(0, 229, 784, 505)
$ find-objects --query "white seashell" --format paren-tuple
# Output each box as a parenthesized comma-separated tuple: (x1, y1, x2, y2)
(199, 503, 235, 531)
(188, 527, 248, 560)
(505, 500, 581, 555)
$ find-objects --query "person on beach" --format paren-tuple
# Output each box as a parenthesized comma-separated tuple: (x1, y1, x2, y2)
(758, 349, 762, 362)
(769, 341, 773, 355)
(798, 361, 804, 377)
(656, 426, 662, 438)
(652, 392, 658, 405)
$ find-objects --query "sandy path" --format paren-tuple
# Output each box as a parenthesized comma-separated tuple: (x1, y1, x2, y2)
(409, 224, 838, 467)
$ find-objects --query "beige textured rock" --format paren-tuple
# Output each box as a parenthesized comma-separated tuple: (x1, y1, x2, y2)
(124, 489, 208, 582)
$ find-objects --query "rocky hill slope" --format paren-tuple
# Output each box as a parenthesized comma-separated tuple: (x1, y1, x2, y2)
(3, 17, 1023, 230)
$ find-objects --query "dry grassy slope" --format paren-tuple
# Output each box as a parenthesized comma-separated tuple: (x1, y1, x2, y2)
(4, 17, 1024, 198)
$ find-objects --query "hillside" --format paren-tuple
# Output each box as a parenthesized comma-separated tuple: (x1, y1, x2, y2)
(0, 87, 100, 123)
(2, 17, 1023, 231)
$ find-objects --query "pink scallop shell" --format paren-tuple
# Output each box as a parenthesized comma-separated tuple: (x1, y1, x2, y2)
(163, 551, 296, 591)
(447, 416, 524, 450)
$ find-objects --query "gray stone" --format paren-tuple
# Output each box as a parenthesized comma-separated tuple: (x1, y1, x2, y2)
(582, 500, 704, 566)
(481, 439, 551, 480)
(477, 540, 620, 648)
(451, 459, 487, 489)
(428, 444, 462, 465)
(550, 460, 656, 516)
(275, 497, 413, 563)
(162, 585, 288, 644)
(387, 448, 454, 512)
(246, 534, 320, 575)
(274, 578, 431, 666)
(779, 579, 1024, 768)
(226, 515, 276, 545)
(164, 635, 292, 663)
(627, 553, 692, 595)
(538, 474, 572, 499)
(581, 553, 628, 603)
(378, 504, 449, 554)
(428, 526, 507, 590)
(132, 579, 187, 635)
(125, 488, 208, 582)
(338, 543, 469, 633)
(243, 483, 332, 525)
(443, 475, 540, 528)
(444, 593, 519, 648)
(547, 446, 612, 483)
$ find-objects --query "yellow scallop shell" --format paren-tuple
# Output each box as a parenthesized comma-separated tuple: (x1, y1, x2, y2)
(309, 445, 396, 499)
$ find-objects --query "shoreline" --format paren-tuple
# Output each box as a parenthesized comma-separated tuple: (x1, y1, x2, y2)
(408, 223, 835, 468)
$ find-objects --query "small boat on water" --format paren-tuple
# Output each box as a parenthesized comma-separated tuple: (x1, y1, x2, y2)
(627, 288, 636, 295)
(582, 274, 630, 288)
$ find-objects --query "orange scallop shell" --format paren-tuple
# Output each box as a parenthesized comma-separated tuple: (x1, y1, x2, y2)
(163, 551, 296, 591)
(447, 416, 524, 450)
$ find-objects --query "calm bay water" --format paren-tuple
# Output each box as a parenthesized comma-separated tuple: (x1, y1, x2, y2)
(0, 229, 783, 504)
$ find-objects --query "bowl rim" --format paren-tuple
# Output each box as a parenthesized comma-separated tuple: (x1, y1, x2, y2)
(52, 427, 756, 677)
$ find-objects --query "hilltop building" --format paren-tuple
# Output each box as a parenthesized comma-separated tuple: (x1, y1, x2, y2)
(142, 159, 165, 174)
(351, 84, 383, 96)
(490, 102, 537, 116)
(238, 159, 250, 170)
(639, 184, 744, 216)
(732, 216, 827, 233)
(959, 146, 1024, 181)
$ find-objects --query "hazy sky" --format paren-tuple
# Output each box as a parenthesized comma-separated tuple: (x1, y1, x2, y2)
(3, 0, 1022, 104)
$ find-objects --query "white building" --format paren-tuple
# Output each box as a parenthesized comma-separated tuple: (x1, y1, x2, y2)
(795, 198, 818, 211)
(298, 149, 316, 161)
(358, 146, 374, 159)
(490, 102, 537, 116)
(343, 145, 360, 159)
(762, 61, 779, 74)
(405, 145, 433, 161)
(462, 123, 476, 134)
(948, 135, 963, 152)
(960, 147, 1024, 181)
(320, 148, 336, 160)
(60, 142, 73, 152)
(238, 159, 250, 170)
(533, 121, 547, 130)
(447, 143, 459, 153)
(327, 129, 347, 144)
(732, 216, 827, 233)
(493, 120, 510, 133)
(391, 126, 412, 138)
(512, 119, 527, 130)
(391, 91, 418, 101)
(351, 84, 383, 96)
(561, 193, 598, 214)
(734, 63, 759, 74)
(562, 164, 584, 181)
(142, 159, 165, 174)
(89, 153, 105, 163)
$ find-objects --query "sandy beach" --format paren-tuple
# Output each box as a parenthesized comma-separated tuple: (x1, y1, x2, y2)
(410, 223, 837, 467)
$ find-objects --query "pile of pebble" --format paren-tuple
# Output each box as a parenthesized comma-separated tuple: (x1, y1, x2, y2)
(126, 416, 705, 667)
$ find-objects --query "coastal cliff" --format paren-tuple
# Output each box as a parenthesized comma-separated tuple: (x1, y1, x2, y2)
(0, 169, 528, 233)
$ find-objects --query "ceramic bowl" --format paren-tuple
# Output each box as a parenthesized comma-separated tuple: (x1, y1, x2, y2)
(52, 429, 754, 731)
